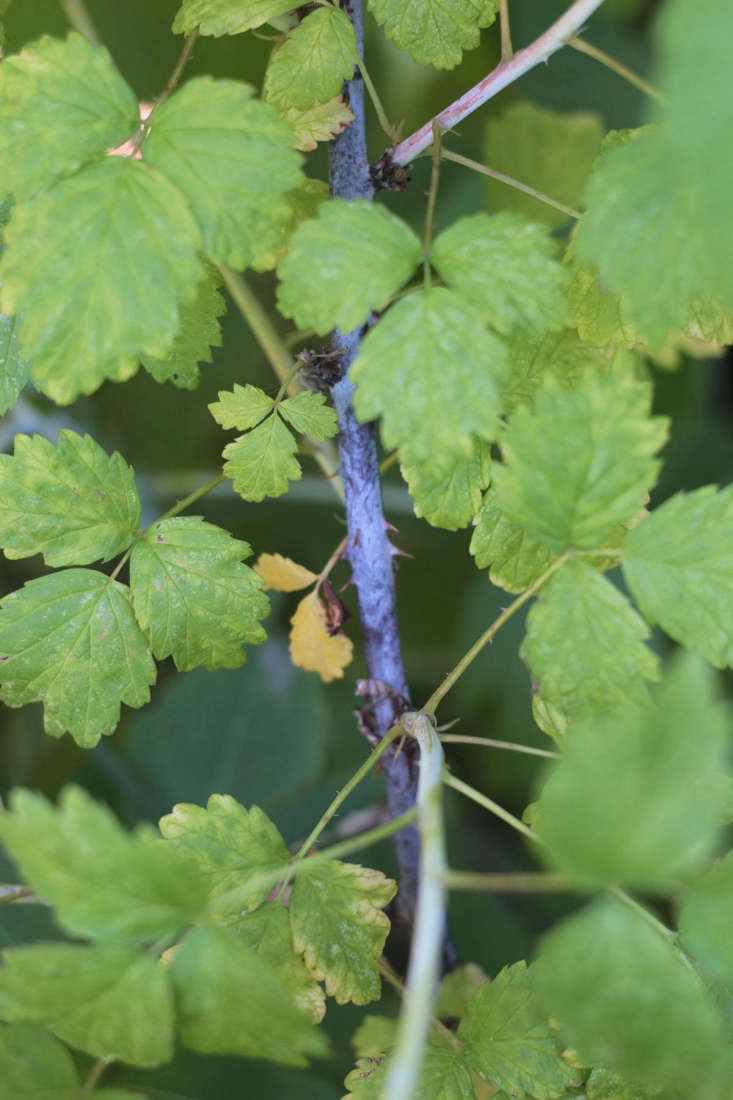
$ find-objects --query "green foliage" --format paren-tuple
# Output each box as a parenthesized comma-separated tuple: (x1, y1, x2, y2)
(141, 269, 226, 388)
(235, 901, 326, 1022)
(0, 312, 29, 414)
(401, 439, 491, 531)
(173, 0, 297, 36)
(264, 9, 358, 111)
(0, 1025, 80, 1100)
(470, 486, 555, 593)
(276, 199, 421, 335)
(367, 0, 498, 69)
(678, 851, 733, 989)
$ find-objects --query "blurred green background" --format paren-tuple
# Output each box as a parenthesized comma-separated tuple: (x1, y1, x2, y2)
(1, 0, 731, 1095)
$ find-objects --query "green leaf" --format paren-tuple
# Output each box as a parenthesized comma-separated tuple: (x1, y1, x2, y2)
(401, 438, 491, 532)
(0, 1024, 80, 1100)
(0, 312, 30, 414)
(345, 1037, 476, 1099)
(483, 102, 604, 229)
(367, 0, 497, 69)
(170, 925, 328, 1064)
(222, 414, 301, 502)
(0, 431, 140, 567)
(279, 392, 338, 440)
(159, 794, 289, 916)
(0, 942, 174, 1067)
(458, 961, 580, 1098)
(209, 383, 275, 430)
(470, 486, 555, 593)
(0, 32, 139, 201)
(351, 1015, 398, 1057)
(679, 851, 733, 990)
(493, 367, 667, 551)
(0, 785, 208, 942)
(289, 860, 396, 1005)
(1, 158, 203, 404)
(0, 570, 156, 747)
(585, 1067, 661, 1100)
(141, 270, 226, 389)
(130, 516, 269, 672)
(264, 8, 358, 110)
(434, 963, 489, 1021)
(352, 288, 507, 468)
(248, 176, 330, 269)
(173, 0, 297, 35)
(622, 486, 733, 668)
(534, 897, 728, 1094)
(279, 97, 355, 152)
(535, 653, 731, 888)
(235, 900, 326, 1022)
(432, 212, 569, 336)
(521, 562, 659, 727)
(276, 199, 422, 336)
(143, 77, 302, 271)
(500, 327, 607, 415)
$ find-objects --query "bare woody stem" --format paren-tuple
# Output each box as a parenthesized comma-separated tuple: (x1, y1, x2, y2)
(392, 0, 609, 166)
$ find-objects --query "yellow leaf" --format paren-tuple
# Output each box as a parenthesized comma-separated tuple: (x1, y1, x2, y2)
(280, 97, 355, 152)
(290, 591, 353, 682)
(254, 552, 317, 592)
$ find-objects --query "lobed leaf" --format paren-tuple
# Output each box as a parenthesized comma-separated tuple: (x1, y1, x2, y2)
(141, 269, 226, 389)
(344, 1038, 476, 1098)
(0, 1024, 80, 1100)
(278, 391, 338, 440)
(678, 851, 733, 990)
(500, 327, 606, 415)
(264, 8, 359, 111)
(222, 414, 301, 501)
(254, 552, 317, 591)
(470, 486, 555, 593)
(367, 0, 498, 69)
(209, 382, 275, 430)
(289, 590, 354, 682)
(173, 0, 297, 36)
(0, 431, 140, 567)
(434, 963, 489, 1021)
(0, 312, 29, 415)
(235, 900, 326, 1022)
(279, 96, 355, 152)
(401, 438, 491, 532)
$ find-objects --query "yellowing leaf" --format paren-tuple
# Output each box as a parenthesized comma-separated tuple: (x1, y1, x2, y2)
(280, 97, 355, 152)
(255, 552, 317, 592)
(290, 591, 353, 682)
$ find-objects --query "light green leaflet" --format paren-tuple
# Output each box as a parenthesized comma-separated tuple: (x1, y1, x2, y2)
(622, 486, 733, 668)
(143, 77, 303, 271)
(235, 901, 326, 1023)
(173, 0, 297, 36)
(0, 571, 155, 747)
(345, 1037, 476, 1098)
(678, 851, 733, 990)
(0, 786, 208, 942)
(368, 0, 497, 69)
(431, 212, 569, 336)
(500, 327, 606, 415)
(0, 431, 140, 567)
(521, 562, 659, 728)
(222, 415, 302, 502)
(493, 367, 668, 551)
(0, 312, 30, 414)
(534, 898, 729, 1094)
(278, 390, 338, 438)
(0, 943, 174, 1067)
(434, 963, 488, 1021)
(352, 288, 507, 469)
(483, 102, 604, 229)
(264, 8, 358, 111)
(209, 382, 275, 430)
(276, 199, 422, 336)
(0, 32, 139, 201)
(351, 1015, 398, 1058)
(535, 653, 731, 888)
(279, 97, 355, 152)
(401, 439, 491, 532)
(1, 158, 204, 404)
(159, 795, 289, 916)
(470, 486, 555, 593)
(170, 926, 327, 1064)
(141, 270, 226, 388)
(0, 1025, 80, 1100)
(458, 962, 581, 1098)
(130, 516, 269, 671)
(289, 860, 396, 1005)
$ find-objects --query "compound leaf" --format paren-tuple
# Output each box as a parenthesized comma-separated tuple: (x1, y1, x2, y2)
(279, 391, 338, 440)
(280, 96, 355, 152)
(170, 925, 327, 1064)
(289, 590, 354, 683)
(209, 383, 275, 430)
(173, 0, 297, 35)
(401, 438, 491, 532)
(0, 32, 139, 201)
(264, 8, 358, 111)
(432, 212, 569, 336)
(521, 562, 659, 727)
(222, 414, 301, 501)
(235, 900, 326, 1022)
(0, 431, 140, 567)
(535, 653, 731, 888)
(0, 312, 30, 414)
(367, 0, 497, 69)
(159, 794, 289, 916)
(0, 1024, 80, 1100)
(622, 486, 733, 668)
(678, 851, 733, 990)
(0, 785, 207, 942)
(470, 486, 555, 593)
(0, 570, 156, 747)
(290, 860, 396, 1005)
(254, 552, 317, 591)
(352, 287, 506, 468)
(493, 367, 667, 550)
(276, 199, 421, 335)
(1, 158, 204, 404)
(143, 77, 302, 270)
(130, 516, 269, 672)
(0, 942, 173, 1067)
(458, 961, 581, 1098)
(141, 269, 226, 389)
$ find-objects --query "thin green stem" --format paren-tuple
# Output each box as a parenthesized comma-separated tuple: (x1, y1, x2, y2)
(314, 535, 348, 592)
(441, 149, 582, 220)
(358, 53, 397, 141)
(444, 773, 535, 840)
(422, 122, 443, 287)
(610, 885, 677, 943)
(568, 35, 666, 104)
(299, 807, 417, 866)
(421, 554, 569, 716)
(109, 546, 133, 583)
(499, 0, 513, 61)
(59, 0, 101, 44)
(440, 734, 559, 759)
(157, 32, 198, 107)
(445, 870, 574, 892)
(77, 1059, 109, 1099)
(379, 450, 399, 475)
